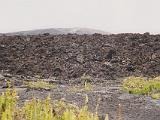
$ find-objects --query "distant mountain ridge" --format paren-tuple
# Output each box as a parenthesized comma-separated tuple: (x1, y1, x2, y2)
(2, 28, 109, 35)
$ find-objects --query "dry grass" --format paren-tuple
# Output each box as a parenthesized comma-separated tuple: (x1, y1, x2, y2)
(0, 88, 109, 120)
(26, 80, 56, 90)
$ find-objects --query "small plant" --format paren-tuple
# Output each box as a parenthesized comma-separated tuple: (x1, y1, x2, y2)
(2, 79, 12, 88)
(84, 82, 93, 91)
(105, 114, 109, 120)
(27, 80, 56, 90)
(67, 74, 93, 92)
(81, 74, 92, 83)
(67, 82, 93, 93)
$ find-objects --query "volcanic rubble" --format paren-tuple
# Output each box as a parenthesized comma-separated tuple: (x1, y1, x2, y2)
(0, 33, 159, 81)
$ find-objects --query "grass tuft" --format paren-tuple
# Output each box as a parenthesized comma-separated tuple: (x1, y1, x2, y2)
(81, 74, 92, 83)
(26, 80, 56, 90)
(67, 82, 93, 93)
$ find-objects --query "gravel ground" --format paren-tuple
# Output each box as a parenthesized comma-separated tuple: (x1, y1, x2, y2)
(0, 78, 160, 120)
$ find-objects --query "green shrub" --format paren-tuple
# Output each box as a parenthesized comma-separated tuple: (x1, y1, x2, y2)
(122, 76, 148, 94)
(122, 76, 160, 99)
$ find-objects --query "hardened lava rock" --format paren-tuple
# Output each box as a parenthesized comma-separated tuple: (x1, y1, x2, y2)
(0, 33, 159, 79)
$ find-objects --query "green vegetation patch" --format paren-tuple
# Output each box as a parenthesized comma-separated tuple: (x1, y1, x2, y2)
(151, 93, 160, 99)
(122, 76, 160, 99)
(0, 89, 109, 120)
(27, 81, 56, 90)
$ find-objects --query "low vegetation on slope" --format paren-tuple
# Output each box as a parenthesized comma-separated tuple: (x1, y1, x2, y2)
(26, 80, 56, 90)
(0, 89, 109, 120)
(123, 76, 160, 99)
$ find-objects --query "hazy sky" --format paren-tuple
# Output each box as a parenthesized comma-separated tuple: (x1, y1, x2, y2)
(0, 0, 160, 33)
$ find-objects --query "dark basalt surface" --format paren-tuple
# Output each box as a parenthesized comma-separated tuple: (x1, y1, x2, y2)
(0, 33, 160, 79)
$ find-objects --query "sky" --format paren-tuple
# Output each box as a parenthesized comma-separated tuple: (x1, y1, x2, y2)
(0, 0, 160, 34)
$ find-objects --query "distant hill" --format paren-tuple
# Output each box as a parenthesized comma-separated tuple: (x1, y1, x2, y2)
(3, 28, 109, 35)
